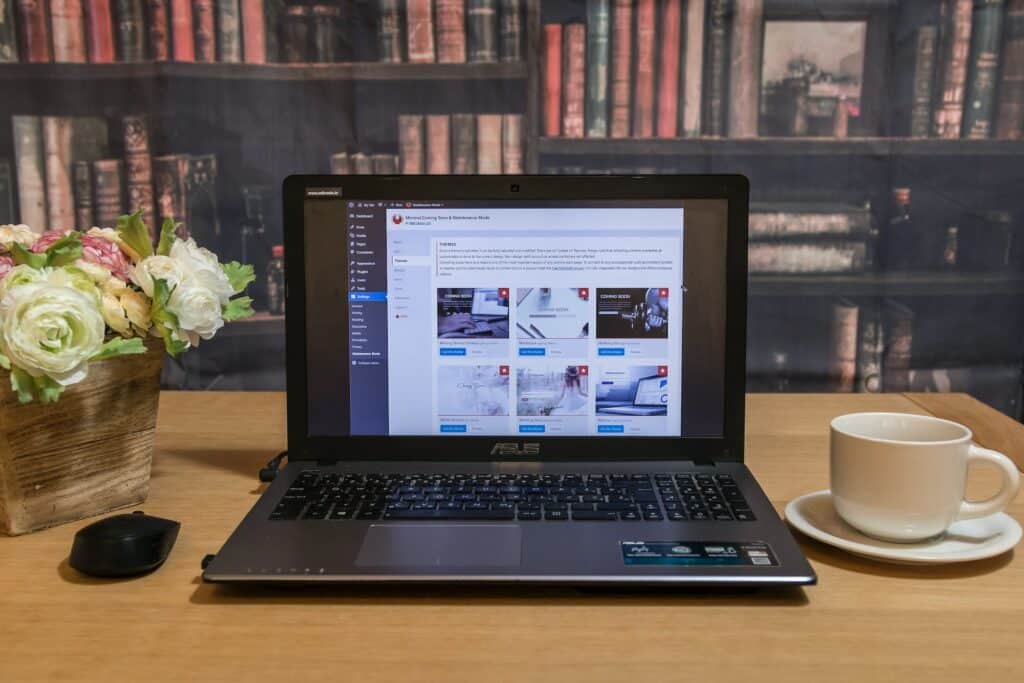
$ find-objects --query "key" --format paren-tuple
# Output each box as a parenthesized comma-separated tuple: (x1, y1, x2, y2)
(667, 511, 686, 521)
(596, 502, 635, 512)
(620, 511, 641, 521)
(734, 511, 756, 521)
(517, 511, 541, 521)
(643, 511, 663, 521)
(545, 510, 568, 520)
(571, 503, 596, 512)
(572, 511, 619, 521)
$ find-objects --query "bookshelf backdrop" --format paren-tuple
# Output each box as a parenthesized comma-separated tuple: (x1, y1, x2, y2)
(0, 0, 1022, 419)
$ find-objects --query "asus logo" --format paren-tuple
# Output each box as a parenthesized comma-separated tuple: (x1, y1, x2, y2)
(490, 442, 540, 456)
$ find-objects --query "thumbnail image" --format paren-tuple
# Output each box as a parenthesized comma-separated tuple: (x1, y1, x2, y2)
(437, 365, 510, 416)
(515, 287, 590, 339)
(515, 365, 590, 416)
(596, 366, 668, 416)
(437, 288, 510, 339)
(595, 288, 669, 339)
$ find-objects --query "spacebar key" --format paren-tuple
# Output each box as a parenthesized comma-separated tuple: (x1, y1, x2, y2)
(443, 510, 515, 520)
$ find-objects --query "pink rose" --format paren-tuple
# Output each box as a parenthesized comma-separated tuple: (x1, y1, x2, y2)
(31, 230, 131, 281)
(0, 255, 13, 281)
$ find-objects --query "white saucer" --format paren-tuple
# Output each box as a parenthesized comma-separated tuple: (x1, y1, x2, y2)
(785, 490, 1022, 565)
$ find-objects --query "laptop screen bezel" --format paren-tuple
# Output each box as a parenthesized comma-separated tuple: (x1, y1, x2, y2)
(283, 174, 748, 463)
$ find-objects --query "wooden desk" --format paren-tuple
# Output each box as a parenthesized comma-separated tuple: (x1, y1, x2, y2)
(1, 392, 1021, 681)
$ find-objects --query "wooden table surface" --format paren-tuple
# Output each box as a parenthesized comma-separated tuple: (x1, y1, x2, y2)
(1, 392, 1022, 682)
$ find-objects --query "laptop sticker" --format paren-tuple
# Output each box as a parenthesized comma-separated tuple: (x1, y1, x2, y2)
(621, 541, 778, 566)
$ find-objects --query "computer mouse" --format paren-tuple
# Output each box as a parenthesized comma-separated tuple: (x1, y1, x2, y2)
(69, 511, 180, 578)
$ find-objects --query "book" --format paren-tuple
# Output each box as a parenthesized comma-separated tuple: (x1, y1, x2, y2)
(996, 0, 1024, 138)
(542, 24, 562, 136)
(406, 0, 434, 63)
(727, 0, 762, 138)
(748, 242, 870, 274)
(436, 0, 466, 63)
(562, 23, 585, 138)
(240, 0, 265, 62)
(749, 202, 873, 239)
(892, 1, 942, 138)
(451, 113, 476, 173)
(279, 3, 309, 62)
(398, 114, 425, 174)
(0, 0, 17, 62)
(169, 0, 195, 61)
(12, 116, 47, 231)
(193, 0, 216, 62)
(680, 0, 705, 137)
(655, 0, 681, 138)
(910, 24, 939, 137)
(183, 153, 218, 242)
(310, 4, 341, 62)
(51, 0, 87, 63)
(371, 154, 397, 174)
(330, 152, 350, 174)
(71, 116, 109, 168)
(501, 113, 522, 173)
(153, 154, 188, 234)
(827, 298, 859, 392)
(376, 0, 401, 62)
(498, 0, 520, 61)
(856, 304, 883, 393)
(476, 114, 502, 173)
(585, 0, 610, 138)
(123, 115, 155, 241)
(0, 161, 13, 224)
(16, 0, 53, 62)
(351, 152, 372, 174)
(215, 0, 241, 62)
(114, 0, 145, 61)
(704, 0, 729, 136)
(933, 0, 973, 138)
(882, 299, 914, 392)
(467, 0, 497, 62)
(42, 117, 75, 233)
(609, 0, 631, 138)
(147, 0, 170, 60)
(425, 114, 451, 174)
(963, 0, 1005, 138)
(632, 0, 655, 137)
(92, 159, 123, 227)
(72, 160, 93, 230)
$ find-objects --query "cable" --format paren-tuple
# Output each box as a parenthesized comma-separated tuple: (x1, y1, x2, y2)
(259, 451, 288, 482)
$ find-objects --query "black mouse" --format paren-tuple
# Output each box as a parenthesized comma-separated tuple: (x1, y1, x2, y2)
(69, 511, 180, 578)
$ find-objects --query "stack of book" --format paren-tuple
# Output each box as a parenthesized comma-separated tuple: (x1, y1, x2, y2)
(377, 0, 523, 64)
(6, 114, 217, 242)
(542, 0, 1024, 140)
(748, 202, 877, 275)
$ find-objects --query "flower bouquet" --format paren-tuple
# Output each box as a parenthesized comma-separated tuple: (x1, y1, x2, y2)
(0, 213, 254, 534)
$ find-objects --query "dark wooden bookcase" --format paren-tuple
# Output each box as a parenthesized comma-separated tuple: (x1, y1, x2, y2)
(0, 0, 1021, 416)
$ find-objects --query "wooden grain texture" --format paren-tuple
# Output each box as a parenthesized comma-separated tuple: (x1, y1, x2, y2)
(0, 392, 1020, 682)
(0, 341, 164, 535)
(903, 392, 1024, 472)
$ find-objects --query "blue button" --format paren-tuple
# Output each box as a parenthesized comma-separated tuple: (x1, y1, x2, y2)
(518, 424, 546, 433)
(598, 424, 625, 433)
(439, 347, 467, 356)
(519, 347, 546, 356)
(440, 424, 467, 433)
(598, 347, 626, 356)
(349, 291, 387, 302)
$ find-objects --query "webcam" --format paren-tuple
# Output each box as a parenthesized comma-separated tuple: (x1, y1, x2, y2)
(510, 183, 520, 192)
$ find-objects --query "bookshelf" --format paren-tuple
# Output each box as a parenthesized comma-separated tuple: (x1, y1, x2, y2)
(1, 0, 1021, 418)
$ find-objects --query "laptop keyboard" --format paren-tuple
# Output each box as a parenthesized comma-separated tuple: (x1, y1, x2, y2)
(269, 471, 756, 522)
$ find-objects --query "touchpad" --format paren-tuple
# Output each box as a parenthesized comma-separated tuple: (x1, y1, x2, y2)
(355, 525, 522, 568)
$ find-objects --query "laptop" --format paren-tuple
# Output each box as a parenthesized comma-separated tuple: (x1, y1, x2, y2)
(203, 174, 816, 586)
(598, 375, 668, 416)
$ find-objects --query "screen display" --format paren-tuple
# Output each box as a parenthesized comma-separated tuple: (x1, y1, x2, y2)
(303, 197, 729, 439)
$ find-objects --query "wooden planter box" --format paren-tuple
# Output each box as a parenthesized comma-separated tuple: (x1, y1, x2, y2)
(0, 340, 165, 535)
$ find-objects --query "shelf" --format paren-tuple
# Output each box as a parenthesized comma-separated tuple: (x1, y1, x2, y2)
(750, 272, 1024, 297)
(0, 61, 528, 83)
(538, 137, 1024, 158)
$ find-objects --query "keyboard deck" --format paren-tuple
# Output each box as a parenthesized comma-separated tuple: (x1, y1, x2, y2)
(270, 471, 756, 523)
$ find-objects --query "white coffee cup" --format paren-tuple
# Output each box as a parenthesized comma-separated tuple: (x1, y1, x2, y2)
(830, 412, 1020, 542)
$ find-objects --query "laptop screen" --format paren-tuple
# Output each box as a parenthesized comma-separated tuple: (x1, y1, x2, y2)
(302, 197, 729, 439)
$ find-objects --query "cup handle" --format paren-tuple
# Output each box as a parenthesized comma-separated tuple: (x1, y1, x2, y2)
(956, 445, 1021, 521)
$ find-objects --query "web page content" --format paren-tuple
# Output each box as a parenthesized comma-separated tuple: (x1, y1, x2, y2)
(385, 207, 684, 437)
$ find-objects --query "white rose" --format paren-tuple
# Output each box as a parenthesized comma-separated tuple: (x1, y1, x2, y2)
(167, 280, 223, 343)
(0, 224, 38, 252)
(0, 282, 105, 386)
(131, 255, 185, 297)
(170, 238, 233, 304)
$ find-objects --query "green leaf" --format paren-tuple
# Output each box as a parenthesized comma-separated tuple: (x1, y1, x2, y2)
(149, 277, 187, 356)
(222, 296, 254, 322)
(116, 210, 154, 260)
(0, 353, 10, 370)
(90, 337, 147, 361)
(35, 375, 64, 404)
(42, 233, 83, 267)
(156, 217, 179, 257)
(10, 367, 35, 403)
(9, 242, 46, 269)
(222, 261, 256, 294)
